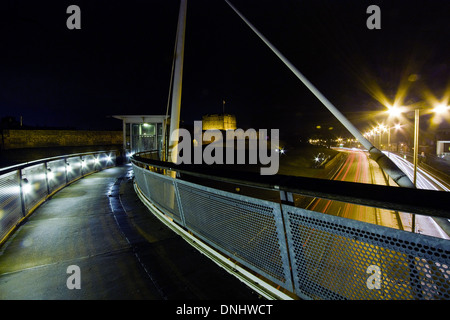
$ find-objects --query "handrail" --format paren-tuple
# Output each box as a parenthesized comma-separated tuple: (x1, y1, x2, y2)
(0, 150, 118, 174)
(131, 152, 450, 300)
(131, 153, 450, 219)
(0, 150, 118, 247)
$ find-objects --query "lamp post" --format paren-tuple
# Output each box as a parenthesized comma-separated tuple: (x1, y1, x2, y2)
(411, 109, 419, 232)
(387, 125, 391, 151)
(413, 109, 420, 187)
(389, 123, 402, 152)
(387, 102, 449, 232)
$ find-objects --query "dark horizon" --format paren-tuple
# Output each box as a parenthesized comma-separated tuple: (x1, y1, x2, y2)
(0, 0, 448, 139)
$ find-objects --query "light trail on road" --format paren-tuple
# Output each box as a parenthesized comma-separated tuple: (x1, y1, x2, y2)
(308, 150, 380, 226)
(383, 152, 450, 192)
(382, 152, 450, 239)
(305, 149, 450, 239)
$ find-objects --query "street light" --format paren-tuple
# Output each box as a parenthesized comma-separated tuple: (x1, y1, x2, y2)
(433, 103, 449, 114)
(388, 102, 449, 233)
(371, 124, 387, 149)
(386, 123, 402, 152)
(386, 106, 420, 185)
(387, 105, 402, 118)
(380, 124, 387, 149)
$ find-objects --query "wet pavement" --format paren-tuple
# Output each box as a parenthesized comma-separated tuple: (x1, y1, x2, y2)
(0, 165, 260, 300)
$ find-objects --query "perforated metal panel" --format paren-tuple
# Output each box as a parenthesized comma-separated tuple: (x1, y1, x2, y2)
(282, 204, 450, 300)
(0, 171, 22, 241)
(131, 159, 450, 300)
(133, 166, 150, 198)
(135, 166, 183, 225)
(21, 164, 48, 212)
(176, 180, 292, 291)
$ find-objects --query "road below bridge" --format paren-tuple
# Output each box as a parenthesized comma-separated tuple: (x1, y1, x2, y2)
(292, 148, 450, 239)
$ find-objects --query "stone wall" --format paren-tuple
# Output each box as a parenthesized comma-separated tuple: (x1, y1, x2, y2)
(1, 129, 123, 150)
(202, 114, 237, 131)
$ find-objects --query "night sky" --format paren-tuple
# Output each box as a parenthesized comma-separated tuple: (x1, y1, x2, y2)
(0, 0, 448, 140)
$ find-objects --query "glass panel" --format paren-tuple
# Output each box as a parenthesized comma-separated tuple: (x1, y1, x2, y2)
(132, 124, 140, 154)
(125, 123, 131, 151)
(141, 123, 155, 136)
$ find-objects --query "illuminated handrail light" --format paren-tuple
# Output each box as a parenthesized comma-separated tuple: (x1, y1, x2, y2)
(22, 178, 32, 194)
(47, 168, 54, 180)
(66, 161, 72, 172)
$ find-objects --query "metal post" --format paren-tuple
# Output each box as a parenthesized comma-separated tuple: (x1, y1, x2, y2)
(168, 0, 187, 164)
(18, 170, 27, 217)
(378, 131, 381, 149)
(412, 109, 419, 232)
(413, 109, 419, 187)
(65, 158, 69, 185)
(130, 123, 133, 155)
(80, 156, 84, 177)
(388, 127, 391, 152)
(122, 120, 127, 159)
(44, 163, 51, 195)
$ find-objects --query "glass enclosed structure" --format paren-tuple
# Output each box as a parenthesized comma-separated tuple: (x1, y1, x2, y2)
(112, 115, 168, 156)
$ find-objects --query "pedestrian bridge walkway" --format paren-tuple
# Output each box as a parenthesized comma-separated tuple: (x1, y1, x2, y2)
(0, 165, 259, 300)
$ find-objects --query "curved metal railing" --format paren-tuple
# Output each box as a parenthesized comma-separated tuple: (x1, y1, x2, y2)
(0, 150, 118, 246)
(131, 152, 450, 300)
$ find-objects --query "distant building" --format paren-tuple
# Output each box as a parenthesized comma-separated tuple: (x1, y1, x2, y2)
(202, 114, 236, 131)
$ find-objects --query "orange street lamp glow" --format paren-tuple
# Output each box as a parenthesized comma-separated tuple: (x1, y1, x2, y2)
(432, 103, 448, 114)
(387, 105, 402, 117)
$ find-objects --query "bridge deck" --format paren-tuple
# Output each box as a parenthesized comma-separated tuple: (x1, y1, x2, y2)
(0, 165, 259, 300)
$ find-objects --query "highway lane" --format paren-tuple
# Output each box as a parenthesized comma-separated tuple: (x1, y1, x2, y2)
(305, 149, 401, 229)
(384, 152, 450, 192)
(291, 149, 449, 299)
(290, 150, 416, 300)
(299, 149, 449, 239)
(383, 152, 450, 239)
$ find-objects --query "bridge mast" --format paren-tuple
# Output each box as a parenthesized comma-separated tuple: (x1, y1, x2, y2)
(168, 0, 187, 164)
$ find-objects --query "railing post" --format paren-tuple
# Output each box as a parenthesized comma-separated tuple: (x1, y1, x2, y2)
(18, 169, 27, 217)
(64, 157, 69, 185)
(80, 156, 84, 177)
(173, 178, 186, 227)
(278, 190, 296, 292)
(44, 162, 51, 196)
(280, 190, 294, 205)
